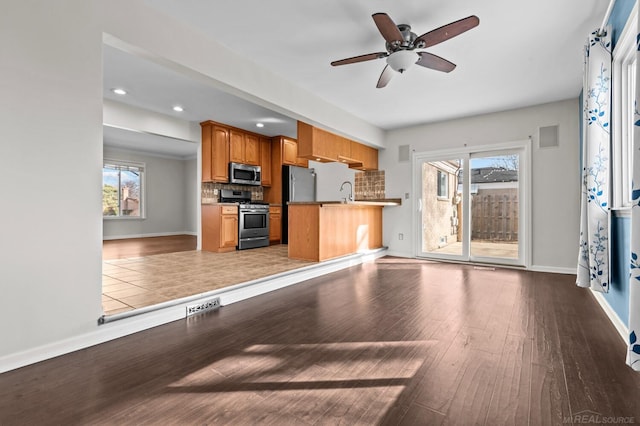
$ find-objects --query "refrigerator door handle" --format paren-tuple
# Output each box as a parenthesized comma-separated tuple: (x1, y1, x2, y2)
(291, 176, 295, 202)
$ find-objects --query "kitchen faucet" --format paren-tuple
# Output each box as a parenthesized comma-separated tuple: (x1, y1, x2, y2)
(340, 181, 353, 203)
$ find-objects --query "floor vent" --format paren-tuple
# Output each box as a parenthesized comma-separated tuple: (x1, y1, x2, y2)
(186, 297, 221, 317)
(473, 266, 496, 271)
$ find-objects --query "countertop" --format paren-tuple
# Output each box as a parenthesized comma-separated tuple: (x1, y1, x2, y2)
(288, 198, 401, 207)
(201, 201, 239, 206)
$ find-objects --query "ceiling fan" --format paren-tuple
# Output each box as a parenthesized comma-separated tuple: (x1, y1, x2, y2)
(330, 13, 479, 88)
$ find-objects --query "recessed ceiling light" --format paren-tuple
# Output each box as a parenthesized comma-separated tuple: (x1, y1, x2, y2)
(256, 123, 265, 128)
(172, 106, 184, 112)
(112, 88, 127, 95)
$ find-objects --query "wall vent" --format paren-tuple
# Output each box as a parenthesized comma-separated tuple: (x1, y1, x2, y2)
(398, 144, 411, 162)
(539, 125, 559, 148)
(186, 297, 221, 317)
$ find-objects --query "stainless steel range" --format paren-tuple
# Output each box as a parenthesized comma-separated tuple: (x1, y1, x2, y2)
(219, 189, 269, 250)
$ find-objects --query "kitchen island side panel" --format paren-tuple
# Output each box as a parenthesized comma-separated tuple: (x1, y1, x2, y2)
(288, 204, 383, 262)
(288, 204, 321, 261)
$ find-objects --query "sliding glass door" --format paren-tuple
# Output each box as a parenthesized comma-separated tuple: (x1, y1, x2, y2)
(469, 152, 522, 263)
(415, 144, 527, 266)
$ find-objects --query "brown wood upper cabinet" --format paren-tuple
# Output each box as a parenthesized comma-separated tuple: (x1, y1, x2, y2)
(260, 137, 272, 187)
(297, 121, 378, 170)
(281, 137, 308, 167)
(201, 121, 230, 183)
(230, 130, 260, 166)
(349, 141, 378, 171)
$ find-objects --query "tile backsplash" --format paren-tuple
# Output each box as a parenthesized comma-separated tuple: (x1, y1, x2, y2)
(202, 182, 263, 203)
(355, 170, 385, 200)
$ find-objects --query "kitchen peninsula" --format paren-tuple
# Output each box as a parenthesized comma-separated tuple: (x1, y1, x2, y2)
(287, 200, 400, 262)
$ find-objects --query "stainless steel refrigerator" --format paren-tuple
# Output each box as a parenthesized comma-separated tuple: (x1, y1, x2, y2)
(282, 165, 316, 244)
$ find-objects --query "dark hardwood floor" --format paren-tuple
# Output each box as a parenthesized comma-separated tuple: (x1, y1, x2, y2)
(2, 258, 639, 425)
(103, 235, 197, 260)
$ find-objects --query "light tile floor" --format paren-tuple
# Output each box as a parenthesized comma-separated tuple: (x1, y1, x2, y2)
(102, 245, 313, 315)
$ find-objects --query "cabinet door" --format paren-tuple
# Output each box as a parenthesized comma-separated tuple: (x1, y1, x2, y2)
(245, 134, 260, 165)
(212, 126, 230, 182)
(220, 214, 238, 248)
(260, 138, 272, 186)
(229, 130, 245, 164)
(365, 145, 378, 170)
(282, 138, 298, 165)
(269, 213, 281, 242)
(201, 205, 216, 251)
(201, 124, 213, 182)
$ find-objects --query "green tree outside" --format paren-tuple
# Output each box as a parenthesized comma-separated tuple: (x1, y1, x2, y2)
(103, 184, 118, 216)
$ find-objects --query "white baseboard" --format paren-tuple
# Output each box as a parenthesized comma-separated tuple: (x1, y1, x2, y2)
(529, 265, 577, 275)
(103, 231, 196, 241)
(383, 250, 413, 258)
(0, 249, 387, 374)
(589, 289, 629, 344)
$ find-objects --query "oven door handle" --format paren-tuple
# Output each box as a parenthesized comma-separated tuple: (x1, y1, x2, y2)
(241, 209, 266, 213)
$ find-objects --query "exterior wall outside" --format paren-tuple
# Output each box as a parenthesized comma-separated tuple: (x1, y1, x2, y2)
(422, 164, 458, 252)
(381, 98, 580, 270)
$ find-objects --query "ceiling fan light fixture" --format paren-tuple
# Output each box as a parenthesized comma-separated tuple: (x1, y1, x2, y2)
(386, 50, 417, 73)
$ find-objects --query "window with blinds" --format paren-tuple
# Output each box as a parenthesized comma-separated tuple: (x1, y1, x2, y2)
(102, 159, 145, 218)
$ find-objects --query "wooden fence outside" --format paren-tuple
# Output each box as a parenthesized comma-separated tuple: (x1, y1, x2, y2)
(470, 189, 518, 242)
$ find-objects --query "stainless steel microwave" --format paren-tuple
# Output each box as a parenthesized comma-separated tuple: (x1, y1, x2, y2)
(229, 162, 261, 186)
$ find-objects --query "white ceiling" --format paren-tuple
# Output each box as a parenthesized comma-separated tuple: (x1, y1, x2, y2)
(104, 0, 608, 155)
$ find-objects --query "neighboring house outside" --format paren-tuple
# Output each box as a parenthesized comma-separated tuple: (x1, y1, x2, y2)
(121, 186, 140, 216)
(422, 161, 461, 252)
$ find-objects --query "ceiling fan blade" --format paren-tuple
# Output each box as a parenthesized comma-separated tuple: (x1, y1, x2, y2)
(376, 65, 394, 88)
(416, 52, 456, 73)
(415, 15, 479, 48)
(331, 52, 387, 66)
(372, 13, 404, 44)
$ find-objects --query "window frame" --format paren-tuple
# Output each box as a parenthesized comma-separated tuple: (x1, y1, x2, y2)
(436, 169, 449, 200)
(103, 158, 146, 220)
(612, 3, 637, 209)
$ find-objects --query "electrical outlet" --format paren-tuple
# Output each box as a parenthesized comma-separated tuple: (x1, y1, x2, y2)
(398, 233, 404, 240)
(405, 192, 410, 199)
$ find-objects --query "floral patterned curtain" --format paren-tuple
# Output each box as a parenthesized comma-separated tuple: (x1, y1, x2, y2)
(627, 15, 640, 371)
(577, 28, 611, 293)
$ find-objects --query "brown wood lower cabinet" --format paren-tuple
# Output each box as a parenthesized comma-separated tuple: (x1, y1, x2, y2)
(269, 206, 282, 244)
(287, 203, 382, 261)
(202, 204, 238, 252)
